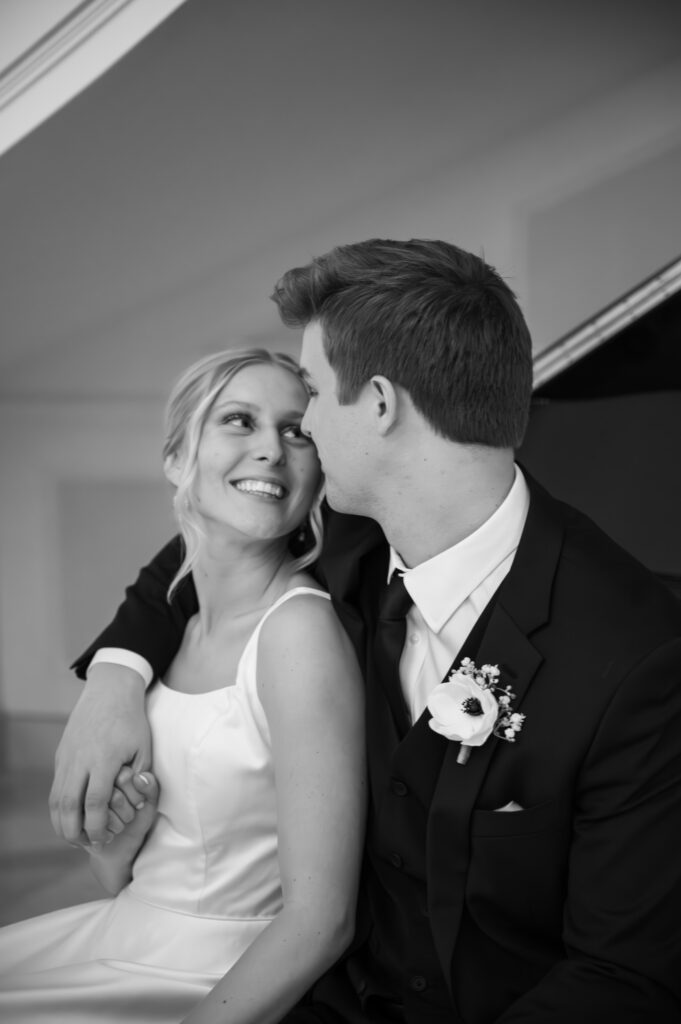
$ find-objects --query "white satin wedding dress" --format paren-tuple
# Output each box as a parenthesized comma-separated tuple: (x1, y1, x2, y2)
(0, 587, 330, 1023)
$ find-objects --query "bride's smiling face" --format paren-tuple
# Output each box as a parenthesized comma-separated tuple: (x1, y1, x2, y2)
(170, 363, 321, 544)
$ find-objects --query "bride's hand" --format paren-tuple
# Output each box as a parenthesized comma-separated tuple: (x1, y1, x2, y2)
(86, 768, 160, 894)
(105, 766, 160, 848)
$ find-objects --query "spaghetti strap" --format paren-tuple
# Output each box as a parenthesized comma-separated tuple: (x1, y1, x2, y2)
(262, 586, 330, 618)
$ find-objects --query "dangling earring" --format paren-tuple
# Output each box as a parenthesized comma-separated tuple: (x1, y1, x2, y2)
(173, 491, 191, 512)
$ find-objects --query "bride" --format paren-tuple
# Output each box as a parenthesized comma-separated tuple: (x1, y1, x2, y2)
(0, 348, 366, 1024)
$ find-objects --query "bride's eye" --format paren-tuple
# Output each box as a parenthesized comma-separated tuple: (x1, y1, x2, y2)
(220, 412, 251, 429)
(281, 423, 310, 442)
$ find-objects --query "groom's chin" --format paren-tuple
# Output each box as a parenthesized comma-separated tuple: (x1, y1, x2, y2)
(324, 488, 344, 512)
(324, 484, 367, 520)
(324, 482, 351, 514)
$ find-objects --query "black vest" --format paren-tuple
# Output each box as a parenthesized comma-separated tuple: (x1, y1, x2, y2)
(348, 598, 497, 1024)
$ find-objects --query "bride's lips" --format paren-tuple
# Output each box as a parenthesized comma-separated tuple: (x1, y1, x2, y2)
(231, 478, 288, 500)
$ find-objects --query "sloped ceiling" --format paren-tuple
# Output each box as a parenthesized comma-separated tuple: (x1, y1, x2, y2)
(1, 0, 680, 401)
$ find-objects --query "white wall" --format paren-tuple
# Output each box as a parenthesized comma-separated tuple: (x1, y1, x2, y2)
(0, 399, 173, 717)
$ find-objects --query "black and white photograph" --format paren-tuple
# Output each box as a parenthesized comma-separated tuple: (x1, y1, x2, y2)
(0, 2, 680, 1021)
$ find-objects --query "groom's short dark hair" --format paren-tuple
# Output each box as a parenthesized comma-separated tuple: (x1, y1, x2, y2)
(271, 238, 533, 448)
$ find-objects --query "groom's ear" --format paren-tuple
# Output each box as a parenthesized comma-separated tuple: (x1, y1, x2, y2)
(368, 375, 399, 435)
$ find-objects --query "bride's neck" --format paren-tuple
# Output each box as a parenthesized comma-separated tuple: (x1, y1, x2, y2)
(191, 537, 293, 633)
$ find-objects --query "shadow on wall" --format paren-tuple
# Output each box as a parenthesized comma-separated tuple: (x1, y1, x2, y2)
(520, 277, 681, 596)
(519, 392, 681, 597)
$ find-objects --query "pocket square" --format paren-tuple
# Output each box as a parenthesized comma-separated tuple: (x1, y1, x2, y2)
(493, 800, 524, 812)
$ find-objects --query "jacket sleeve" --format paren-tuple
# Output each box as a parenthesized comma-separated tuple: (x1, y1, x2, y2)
(497, 635, 681, 1022)
(71, 536, 197, 680)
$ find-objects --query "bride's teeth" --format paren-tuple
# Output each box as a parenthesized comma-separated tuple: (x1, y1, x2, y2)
(235, 480, 285, 498)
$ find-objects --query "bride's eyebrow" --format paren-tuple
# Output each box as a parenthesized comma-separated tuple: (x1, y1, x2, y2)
(212, 399, 305, 421)
(212, 399, 258, 412)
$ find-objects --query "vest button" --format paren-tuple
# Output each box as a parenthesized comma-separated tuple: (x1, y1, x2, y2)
(390, 779, 408, 797)
(389, 852, 403, 869)
(409, 974, 427, 992)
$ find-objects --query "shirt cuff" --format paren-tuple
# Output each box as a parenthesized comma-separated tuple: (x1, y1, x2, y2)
(89, 648, 154, 689)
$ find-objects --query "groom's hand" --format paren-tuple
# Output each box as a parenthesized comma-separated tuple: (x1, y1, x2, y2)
(49, 663, 152, 846)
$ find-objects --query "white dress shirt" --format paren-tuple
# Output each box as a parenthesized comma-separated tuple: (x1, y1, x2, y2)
(93, 467, 530, 704)
(388, 465, 530, 723)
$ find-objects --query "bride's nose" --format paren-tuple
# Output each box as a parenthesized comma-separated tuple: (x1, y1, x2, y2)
(252, 428, 286, 465)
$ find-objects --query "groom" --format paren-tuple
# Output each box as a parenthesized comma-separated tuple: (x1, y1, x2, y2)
(51, 239, 681, 1022)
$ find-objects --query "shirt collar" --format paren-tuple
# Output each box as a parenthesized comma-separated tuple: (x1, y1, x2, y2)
(388, 464, 530, 632)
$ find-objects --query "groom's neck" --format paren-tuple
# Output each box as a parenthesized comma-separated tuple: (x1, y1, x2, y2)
(377, 445, 515, 569)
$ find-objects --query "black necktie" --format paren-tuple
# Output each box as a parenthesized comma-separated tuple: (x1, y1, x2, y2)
(373, 571, 413, 731)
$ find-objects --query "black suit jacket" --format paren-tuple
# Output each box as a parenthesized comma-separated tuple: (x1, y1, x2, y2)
(74, 473, 681, 1022)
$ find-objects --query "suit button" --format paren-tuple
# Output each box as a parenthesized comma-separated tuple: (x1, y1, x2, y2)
(390, 779, 408, 797)
(409, 975, 427, 992)
(389, 852, 403, 869)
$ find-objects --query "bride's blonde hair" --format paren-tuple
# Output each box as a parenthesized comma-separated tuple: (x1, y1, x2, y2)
(163, 348, 324, 601)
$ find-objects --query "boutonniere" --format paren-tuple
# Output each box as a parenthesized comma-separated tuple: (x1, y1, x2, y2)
(427, 657, 525, 765)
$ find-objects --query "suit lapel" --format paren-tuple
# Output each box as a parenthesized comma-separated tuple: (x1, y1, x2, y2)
(427, 474, 565, 999)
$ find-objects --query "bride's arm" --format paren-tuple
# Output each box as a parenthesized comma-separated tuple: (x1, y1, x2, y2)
(182, 594, 366, 1024)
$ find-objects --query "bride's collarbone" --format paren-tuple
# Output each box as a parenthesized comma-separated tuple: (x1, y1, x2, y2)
(164, 609, 264, 693)
(164, 574, 317, 694)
